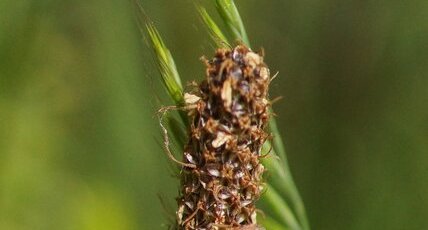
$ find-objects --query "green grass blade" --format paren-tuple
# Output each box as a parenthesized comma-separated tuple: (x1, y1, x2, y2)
(145, 22, 189, 125)
(146, 23, 184, 105)
(258, 216, 290, 230)
(269, 118, 311, 229)
(269, 115, 288, 161)
(134, 0, 183, 105)
(198, 6, 230, 48)
(262, 184, 302, 230)
(262, 140, 311, 230)
(215, 0, 250, 46)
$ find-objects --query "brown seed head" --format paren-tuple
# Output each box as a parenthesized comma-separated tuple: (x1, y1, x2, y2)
(177, 45, 271, 230)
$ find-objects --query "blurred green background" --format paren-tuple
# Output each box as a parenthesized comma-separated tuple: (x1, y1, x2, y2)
(1, 0, 427, 229)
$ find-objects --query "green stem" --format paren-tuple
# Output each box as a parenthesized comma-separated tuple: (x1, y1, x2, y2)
(215, 0, 251, 46)
(258, 216, 290, 230)
(262, 142, 311, 230)
(269, 116, 288, 162)
(263, 184, 301, 230)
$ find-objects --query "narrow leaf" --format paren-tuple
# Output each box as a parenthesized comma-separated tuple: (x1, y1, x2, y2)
(146, 23, 184, 105)
(262, 141, 311, 230)
(262, 184, 302, 230)
(198, 6, 230, 48)
(258, 216, 290, 230)
(215, 0, 250, 46)
(145, 22, 189, 125)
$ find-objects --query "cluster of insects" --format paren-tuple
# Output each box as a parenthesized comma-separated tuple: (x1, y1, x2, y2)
(167, 45, 273, 230)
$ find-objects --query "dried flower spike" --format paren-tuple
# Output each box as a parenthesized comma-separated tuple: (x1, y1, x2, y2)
(177, 45, 271, 230)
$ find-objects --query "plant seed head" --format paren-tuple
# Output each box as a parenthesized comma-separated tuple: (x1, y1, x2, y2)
(177, 45, 271, 230)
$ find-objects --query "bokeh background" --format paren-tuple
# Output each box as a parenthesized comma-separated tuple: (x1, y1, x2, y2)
(1, 0, 427, 229)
